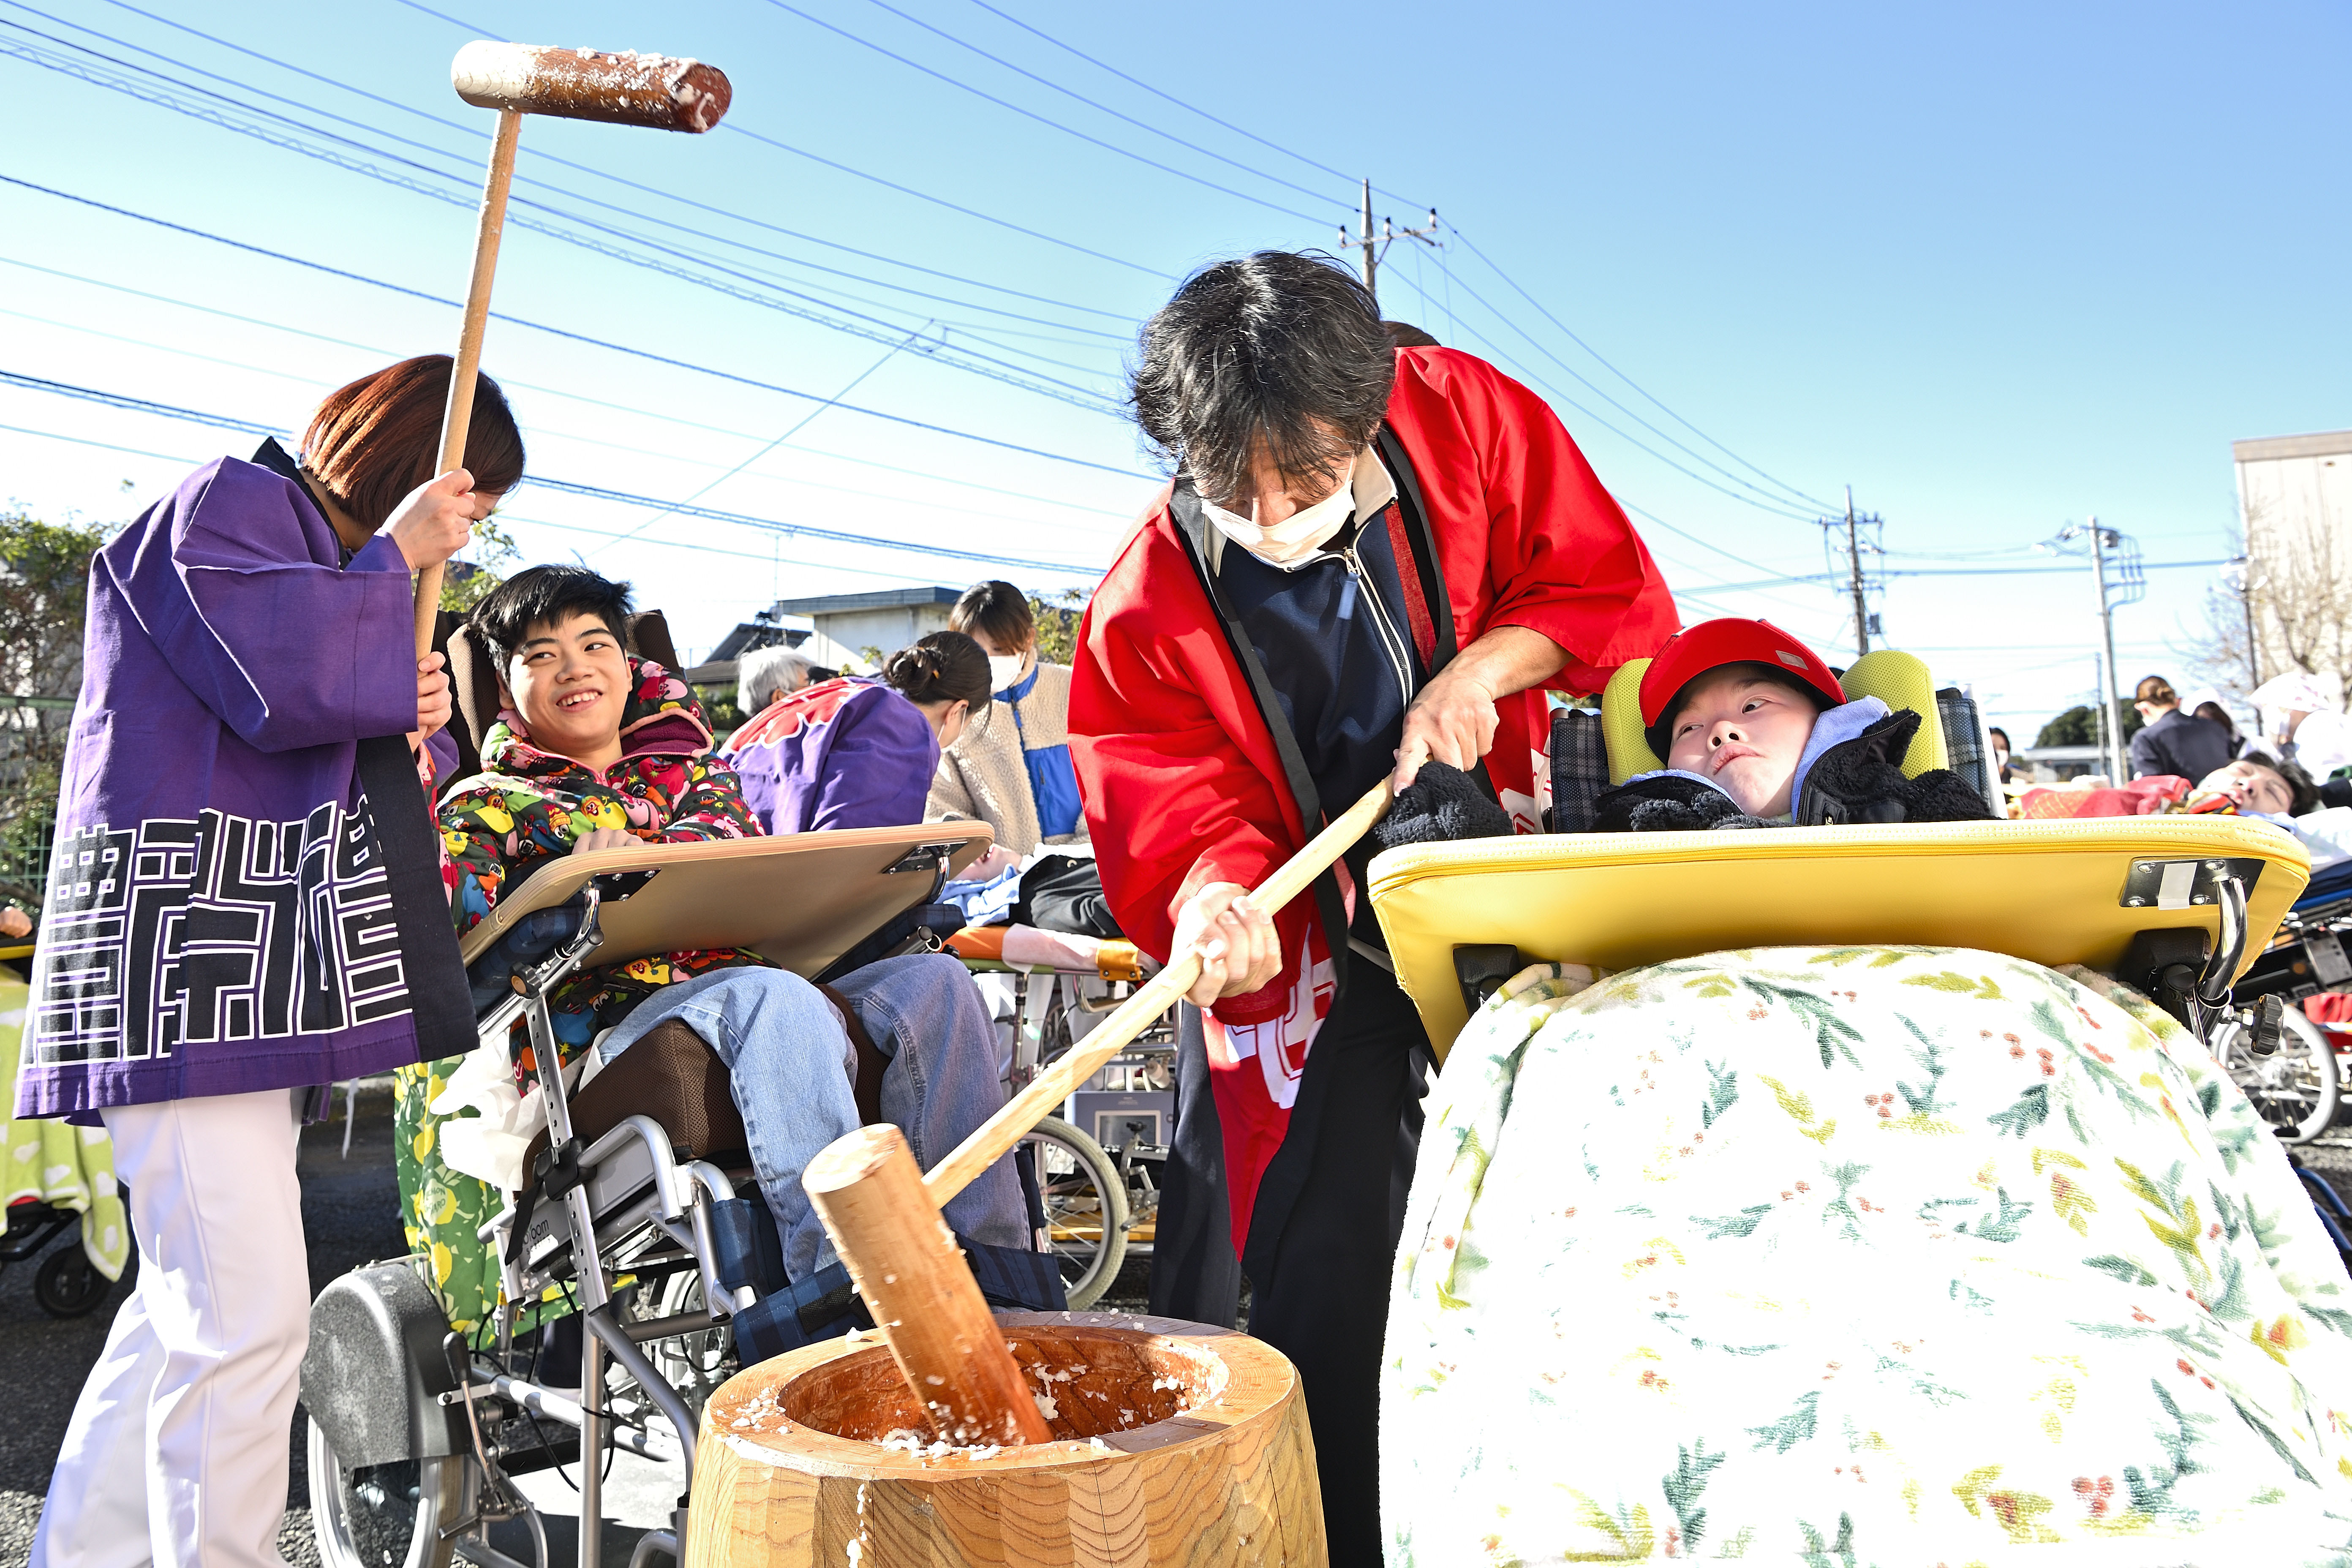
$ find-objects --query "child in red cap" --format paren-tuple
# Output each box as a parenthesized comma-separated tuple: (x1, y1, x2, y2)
(1593, 617, 1993, 830)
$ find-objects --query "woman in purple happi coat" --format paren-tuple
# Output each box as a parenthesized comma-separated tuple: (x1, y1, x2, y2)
(24, 356, 522, 1568)
(718, 630, 996, 835)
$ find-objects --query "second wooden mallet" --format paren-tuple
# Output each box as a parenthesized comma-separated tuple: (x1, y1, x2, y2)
(414, 43, 733, 653)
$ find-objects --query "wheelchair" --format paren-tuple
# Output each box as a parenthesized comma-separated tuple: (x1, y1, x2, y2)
(299, 823, 1067, 1568)
(2209, 856, 2352, 1144)
(947, 920, 1174, 1308)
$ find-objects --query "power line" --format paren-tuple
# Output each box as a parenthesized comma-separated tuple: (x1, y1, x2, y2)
(0, 371, 1108, 577)
(754, 0, 1331, 226)
(0, 256, 1134, 524)
(859, 0, 1349, 213)
(723, 122, 1165, 278)
(1384, 261, 1818, 523)
(0, 26, 1127, 411)
(72, 0, 1151, 321)
(1419, 245, 1823, 520)
(961, 0, 1407, 201)
(0, 175, 1156, 480)
(1450, 230, 1838, 515)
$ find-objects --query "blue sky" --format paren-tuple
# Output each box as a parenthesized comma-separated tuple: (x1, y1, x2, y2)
(1, 0, 2343, 742)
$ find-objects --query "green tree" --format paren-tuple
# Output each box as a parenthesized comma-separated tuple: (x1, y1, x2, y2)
(2034, 701, 2143, 749)
(436, 517, 521, 613)
(0, 513, 107, 905)
(1028, 588, 1089, 666)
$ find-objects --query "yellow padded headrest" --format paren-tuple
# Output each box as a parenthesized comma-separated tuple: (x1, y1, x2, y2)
(1601, 659, 1660, 785)
(1839, 650, 1949, 777)
(1599, 649, 1947, 787)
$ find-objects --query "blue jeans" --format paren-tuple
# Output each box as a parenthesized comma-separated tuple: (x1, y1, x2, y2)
(596, 954, 1028, 1281)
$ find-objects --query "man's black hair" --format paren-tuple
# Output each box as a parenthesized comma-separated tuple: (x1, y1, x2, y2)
(1130, 250, 1395, 505)
(472, 564, 634, 670)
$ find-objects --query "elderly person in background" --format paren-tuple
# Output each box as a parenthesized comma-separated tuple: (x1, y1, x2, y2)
(736, 644, 815, 718)
(2129, 674, 2233, 781)
(2251, 671, 2352, 782)
(928, 580, 1085, 856)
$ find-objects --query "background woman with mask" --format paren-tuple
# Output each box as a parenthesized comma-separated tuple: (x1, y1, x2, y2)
(928, 580, 1087, 855)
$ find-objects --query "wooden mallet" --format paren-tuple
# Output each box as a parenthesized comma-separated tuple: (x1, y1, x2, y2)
(412, 43, 734, 653)
(802, 778, 1397, 1447)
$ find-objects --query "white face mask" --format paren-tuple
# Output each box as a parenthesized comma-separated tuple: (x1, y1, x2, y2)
(986, 652, 1026, 692)
(1199, 474, 1355, 568)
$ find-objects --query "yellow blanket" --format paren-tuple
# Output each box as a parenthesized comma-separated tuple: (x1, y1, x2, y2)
(0, 963, 130, 1280)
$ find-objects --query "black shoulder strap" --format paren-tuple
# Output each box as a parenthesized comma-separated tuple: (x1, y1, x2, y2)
(1374, 428, 1503, 808)
(1168, 481, 1354, 999)
(1374, 425, 1457, 672)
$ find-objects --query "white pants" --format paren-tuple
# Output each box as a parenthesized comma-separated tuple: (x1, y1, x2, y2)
(33, 1089, 310, 1568)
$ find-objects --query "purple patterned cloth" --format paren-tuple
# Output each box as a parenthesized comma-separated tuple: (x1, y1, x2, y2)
(18, 455, 446, 1120)
(716, 675, 939, 836)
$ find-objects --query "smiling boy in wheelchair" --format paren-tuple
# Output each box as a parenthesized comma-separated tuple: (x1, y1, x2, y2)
(401, 566, 1038, 1353)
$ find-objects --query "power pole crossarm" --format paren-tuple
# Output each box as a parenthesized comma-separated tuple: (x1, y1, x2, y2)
(1344, 179, 1441, 308)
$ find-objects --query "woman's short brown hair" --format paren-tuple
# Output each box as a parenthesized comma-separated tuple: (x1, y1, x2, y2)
(2134, 675, 2179, 706)
(302, 355, 526, 532)
(950, 580, 1035, 653)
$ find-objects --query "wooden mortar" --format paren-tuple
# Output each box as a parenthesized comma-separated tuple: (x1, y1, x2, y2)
(683, 1312, 1325, 1566)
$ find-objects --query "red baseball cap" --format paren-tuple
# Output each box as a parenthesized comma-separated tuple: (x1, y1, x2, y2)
(1639, 617, 1845, 754)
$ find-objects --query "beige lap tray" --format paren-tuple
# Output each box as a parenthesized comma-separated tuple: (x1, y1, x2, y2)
(455, 825, 994, 976)
(1369, 815, 2310, 1060)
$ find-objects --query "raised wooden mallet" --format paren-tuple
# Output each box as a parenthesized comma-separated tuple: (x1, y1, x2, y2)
(413, 43, 733, 653)
(802, 778, 1398, 1447)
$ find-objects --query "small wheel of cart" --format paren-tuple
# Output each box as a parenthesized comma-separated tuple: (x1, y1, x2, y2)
(2211, 1002, 2343, 1146)
(34, 1244, 121, 1319)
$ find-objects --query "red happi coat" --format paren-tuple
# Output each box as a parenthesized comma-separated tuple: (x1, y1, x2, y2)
(1069, 346, 1680, 1247)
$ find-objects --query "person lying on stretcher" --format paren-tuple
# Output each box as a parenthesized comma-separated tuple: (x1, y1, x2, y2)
(1592, 617, 1995, 831)
(399, 566, 1026, 1333)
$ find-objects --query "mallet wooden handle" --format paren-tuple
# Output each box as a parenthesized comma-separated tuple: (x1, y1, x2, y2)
(414, 105, 521, 656)
(920, 776, 1396, 1207)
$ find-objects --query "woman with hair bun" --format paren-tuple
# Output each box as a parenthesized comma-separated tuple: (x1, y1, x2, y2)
(23, 353, 521, 1563)
(721, 629, 990, 835)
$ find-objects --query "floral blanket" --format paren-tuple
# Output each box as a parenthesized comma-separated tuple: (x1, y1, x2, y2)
(1383, 946, 2352, 1565)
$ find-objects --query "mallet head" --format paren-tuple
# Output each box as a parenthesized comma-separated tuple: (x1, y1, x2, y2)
(451, 42, 732, 133)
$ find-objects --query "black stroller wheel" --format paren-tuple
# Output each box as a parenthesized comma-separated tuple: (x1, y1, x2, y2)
(34, 1247, 116, 1318)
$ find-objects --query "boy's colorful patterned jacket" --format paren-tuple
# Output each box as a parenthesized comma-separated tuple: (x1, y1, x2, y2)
(436, 656, 765, 1043)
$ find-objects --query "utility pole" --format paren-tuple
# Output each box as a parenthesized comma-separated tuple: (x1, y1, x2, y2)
(1341, 177, 1440, 306)
(2087, 518, 2131, 781)
(1844, 486, 1871, 656)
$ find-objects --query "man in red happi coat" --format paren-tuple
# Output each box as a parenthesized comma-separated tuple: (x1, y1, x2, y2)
(1070, 252, 1677, 1562)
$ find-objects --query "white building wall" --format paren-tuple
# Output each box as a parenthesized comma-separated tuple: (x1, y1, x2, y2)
(2234, 430, 2352, 708)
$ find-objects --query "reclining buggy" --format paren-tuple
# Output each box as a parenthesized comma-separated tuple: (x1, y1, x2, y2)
(1367, 651, 2352, 1563)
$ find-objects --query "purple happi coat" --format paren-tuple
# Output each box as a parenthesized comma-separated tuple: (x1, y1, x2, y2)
(716, 675, 939, 835)
(18, 448, 471, 1121)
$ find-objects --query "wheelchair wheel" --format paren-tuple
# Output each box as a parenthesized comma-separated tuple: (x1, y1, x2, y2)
(33, 1246, 119, 1318)
(307, 1419, 474, 1568)
(1021, 1116, 1127, 1309)
(2213, 1004, 2342, 1146)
